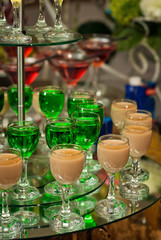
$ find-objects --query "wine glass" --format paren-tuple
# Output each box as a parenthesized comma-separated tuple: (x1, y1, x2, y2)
(0, 147, 23, 239)
(7, 121, 40, 226)
(120, 123, 152, 201)
(111, 99, 137, 133)
(49, 144, 84, 233)
(67, 91, 95, 118)
(0, 87, 9, 138)
(0, 0, 10, 32)
(78, 34, 117, 96)
(49, 48, 96, 95)
(95, 134, 130, 220)
(39, 86, 65, 118)
(1, 0, 32, 42)
(7, 84, 33, 116)
(2, 57, 44, 85)
(120, 109, 152, 182)
(76, 101, 104, 173)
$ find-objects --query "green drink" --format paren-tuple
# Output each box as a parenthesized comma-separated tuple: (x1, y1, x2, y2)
(77, 102, 104, 127)
(7, 85, 33, 115)
(45, 117, 75, 149)
(0, 89, 4, 112)
(39, 86, 65, 118)
(67, 91, 95, 117)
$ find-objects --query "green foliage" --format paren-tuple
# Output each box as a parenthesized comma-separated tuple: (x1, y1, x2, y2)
(110, 0, 141, 26)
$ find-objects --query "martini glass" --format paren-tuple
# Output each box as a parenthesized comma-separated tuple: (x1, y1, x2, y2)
(0, 87, 9, 138)
(0, 147, 23, 239)
(7, 84, 33, 116)
(7, 121, 40, 226)
(95, 134, 130, 220)
(48, 48, 95, 95)
(49, 144, 84, 233)
(120, 109, 152, 182)
(1, 0, 32, 42)
(39, 86, 65, 118)
(78, 34, 117, 95)
(120, 124, 152, 201)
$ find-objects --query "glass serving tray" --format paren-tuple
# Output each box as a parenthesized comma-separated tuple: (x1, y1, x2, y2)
(3, 156, 161, 239)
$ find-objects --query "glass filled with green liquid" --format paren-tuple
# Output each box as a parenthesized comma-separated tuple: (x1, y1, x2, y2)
(67, 91, 95, 117)
(7, 84, 33, 115)
(39, 86, 65, 118)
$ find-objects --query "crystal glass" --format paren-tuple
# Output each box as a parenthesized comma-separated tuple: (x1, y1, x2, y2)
(111, 99, 137, 133)
(120, 109, 152, 182)
(0, 147, 22, 239)
(67, 91, 95, 117)
(120, 124, 152, 201)
(95, 134, 130, 220)
(0, 87, 9, 138)
(39, 86, 65, 118)
(44, 116, 75, 196)
(0, 0, 10, 31)
(1, 0, 32, 42)
(49, 144, 84, 233)
(78, 34, 117, 96)
(7, 121, 40, 226)
(7, 84, 33, 115)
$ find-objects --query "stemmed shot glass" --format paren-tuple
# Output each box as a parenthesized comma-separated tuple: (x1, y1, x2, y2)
(7, 121, 40, 226)
(0, 148, 22, 239)
(49, 144, 84, 233)
(95, 134, 130, 220)
(120, 121, 152, 201)
(120, 109, 152, 182)
(7, 84, 33, 116)
(1, 0, 32, 42)
(111, 99, 137, 133)
(0, 87, 9, 138)
(39, 86, 65, 118)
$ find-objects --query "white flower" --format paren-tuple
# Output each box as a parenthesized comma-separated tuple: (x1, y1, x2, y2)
(140, 0, 161, 21)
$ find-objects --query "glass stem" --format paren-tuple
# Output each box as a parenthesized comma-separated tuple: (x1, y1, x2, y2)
(0, 117, 5, 137)
(131, 157, 140, 187)
(93, 65, 99, 94)
(1, 190, 10, 223)
(38, 0, 45, 22)
(12, 4, 19, 29)
(54, 0, 63, 29)
(19, 158, 29, 190)
(61, 185, 71, 218)
(0, 0, 5, 21)
(107, 173, 115, 201)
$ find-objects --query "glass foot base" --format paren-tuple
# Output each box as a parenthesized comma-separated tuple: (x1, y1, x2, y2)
(49, 212, 84, 233)
(78, 173, 99, 188)
(1, 30, 32, 43)
(87, 159, 102, 173)
(26, 24, 51, 34)
(120, 167, 149, 182)
(11, 186, 40, 201)
(120, 182, 149, 201)
(71, 196, 97, 216)
(44, 205, 62, 220)
(13, 210, 40, 228)
(44, 28, 74, 41)
(44, 181, 75, 196)
(0, 215, 22, 239)
(95, 198, 127, 220)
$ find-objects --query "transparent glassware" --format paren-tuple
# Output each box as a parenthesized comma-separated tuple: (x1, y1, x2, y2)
(48, 144, 84, 233)
(0, 0, 11, 31)
(7, 121, 40, 227)
(0, 87, 9, 138)
(95, 134, 130, 220)
(120, 123, 152, 201)
(0, 147, 23, 239)
(1, 0, 32, 42)
(120, 109, 152, 182)
(110, 98, 137, 133)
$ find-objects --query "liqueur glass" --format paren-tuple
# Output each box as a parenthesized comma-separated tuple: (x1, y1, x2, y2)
(7, 84, 33, 116)
(111, 99, 137, 133)
(0, 148, 22, 239)
(39, 86, 65, 118)
(95, 134, 130, 220)
(1, 0, 32, 42)
(120, 123, 152, 201)
(120, 109, 152, 182)
(7, 121, 40, 226)
(0, 87, 9, 138)
(49, 144, 84, 233)
(77, 101, 104, 172)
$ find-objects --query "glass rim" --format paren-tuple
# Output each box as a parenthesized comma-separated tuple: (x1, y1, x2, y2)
(68, 90, 95, 98)
(112, 98, 137, 105)
(125, 109, 152, 119)
(46, 116, 75, 125)
(8, 84, 32, 89)
(7, 120, 39, 129)
(71, 110, 100, 120)
(77, 101, 103, 110)
(98, 134, 129, 145)
(51, 144, 84, 155)
(123, 125, 152, 132)
(37, 85, 63, 91)
(0, 147, 21, 159)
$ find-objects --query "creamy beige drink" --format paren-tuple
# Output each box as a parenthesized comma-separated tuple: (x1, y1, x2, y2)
(50, 148, 84, 185)
(111, 99, 137, 131)
(122, 125, 152, 158)
(0, 153, 22, 190)
(125, 111, 152, 128)
(97, 139, 130, 174)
